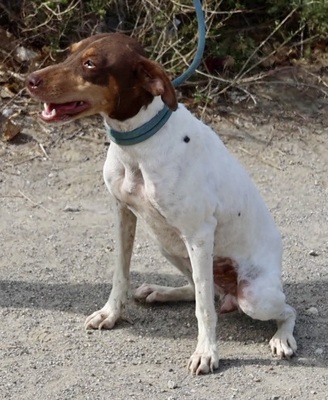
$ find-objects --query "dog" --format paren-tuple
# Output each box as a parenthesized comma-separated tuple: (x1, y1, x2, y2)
(26, 33, 297, 374)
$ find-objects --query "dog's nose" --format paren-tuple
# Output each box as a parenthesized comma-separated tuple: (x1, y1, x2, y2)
(27, 73, 43, 89)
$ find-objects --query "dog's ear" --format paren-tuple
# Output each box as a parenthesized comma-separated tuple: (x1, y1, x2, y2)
(136, 57, 178, 111)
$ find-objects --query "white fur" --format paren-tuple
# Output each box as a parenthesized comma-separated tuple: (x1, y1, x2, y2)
(86, 96, 297, 374)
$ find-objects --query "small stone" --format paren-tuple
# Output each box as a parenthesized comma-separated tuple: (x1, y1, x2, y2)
(314, 348, 323, 355)
(15, 46, 38, 62)
(2, 108, 14, 118)
(167, 380, 177, 389)
(297, 357, 311, 365)
(308, 250, 319, 256)
(63, 205, 80, 212)
(271, 396, 280, 400)
(306, 307, 319, 315)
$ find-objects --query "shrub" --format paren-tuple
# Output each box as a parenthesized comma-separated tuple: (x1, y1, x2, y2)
(0, 0, 327, 82)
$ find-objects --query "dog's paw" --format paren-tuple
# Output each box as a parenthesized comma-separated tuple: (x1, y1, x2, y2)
(269, 332, 297, 359)
(134, 283, 165, 302)
(188, 349, 219, 375)
(84, 308, 120, 330)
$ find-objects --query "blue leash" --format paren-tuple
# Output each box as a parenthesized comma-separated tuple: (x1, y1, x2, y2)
(172, 0, 206, 88)
(107, 0, 206, 145)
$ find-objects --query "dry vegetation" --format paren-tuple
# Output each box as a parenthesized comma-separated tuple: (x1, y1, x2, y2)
(0, 0, 328, 134)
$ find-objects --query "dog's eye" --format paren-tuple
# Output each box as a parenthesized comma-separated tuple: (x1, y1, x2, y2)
(83, 59, 96, 69)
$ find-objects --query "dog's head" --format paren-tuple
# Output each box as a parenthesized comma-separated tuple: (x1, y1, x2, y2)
(26, 33, 178, 123)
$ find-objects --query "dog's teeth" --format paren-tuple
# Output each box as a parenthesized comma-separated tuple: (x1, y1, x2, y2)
(43, 103, 53, 115)
(41, 107, 56, 119)
(43, 103, 50, 112)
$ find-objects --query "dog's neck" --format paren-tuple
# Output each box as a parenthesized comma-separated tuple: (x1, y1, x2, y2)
(102, 96, 167, 133)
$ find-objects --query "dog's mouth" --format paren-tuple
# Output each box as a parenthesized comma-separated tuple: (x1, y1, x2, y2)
(40, 101, 90, 122)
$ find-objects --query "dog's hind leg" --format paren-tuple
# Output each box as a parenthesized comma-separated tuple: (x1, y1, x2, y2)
(135, 282, 195, 302)
(237, 273, 297, 358)
(134, 249, 195, 302)
(269, 303, 297, 358)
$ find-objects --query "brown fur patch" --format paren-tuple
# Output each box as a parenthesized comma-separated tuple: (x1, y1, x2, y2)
(213, 257, 240, 314)
(213, 256, 238, 296)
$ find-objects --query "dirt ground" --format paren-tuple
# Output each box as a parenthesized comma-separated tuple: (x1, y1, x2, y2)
(0, 80, 327, 400)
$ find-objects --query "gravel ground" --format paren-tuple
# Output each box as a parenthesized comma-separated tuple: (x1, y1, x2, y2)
(0, 85, 327, 399)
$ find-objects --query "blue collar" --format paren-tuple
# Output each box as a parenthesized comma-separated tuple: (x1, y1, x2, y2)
(105, 105, 172, 146)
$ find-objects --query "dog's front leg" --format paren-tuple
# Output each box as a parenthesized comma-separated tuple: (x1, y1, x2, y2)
(185, 223, 219, 375)
(85, 202, 136, 330)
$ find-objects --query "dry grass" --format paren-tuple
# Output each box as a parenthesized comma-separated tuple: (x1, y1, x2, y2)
(0, 0, 327, 105)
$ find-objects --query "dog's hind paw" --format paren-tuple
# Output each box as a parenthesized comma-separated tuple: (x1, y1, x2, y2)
(84, 308, 120, 330)
(188, 349, 219, 375)
(269, 332, 297, 359)
(135, 282, 195, 303)
(134, 283, 160, 302)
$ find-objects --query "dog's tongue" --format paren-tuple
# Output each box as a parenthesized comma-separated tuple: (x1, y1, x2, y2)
(41, 101, 87, 121)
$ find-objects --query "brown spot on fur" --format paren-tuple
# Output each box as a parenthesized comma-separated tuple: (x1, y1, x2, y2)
(213, 257, 239, 314)
(213, 257, 238, 296)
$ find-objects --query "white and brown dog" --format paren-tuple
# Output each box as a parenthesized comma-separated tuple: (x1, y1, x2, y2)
(27, 33, 297, 374)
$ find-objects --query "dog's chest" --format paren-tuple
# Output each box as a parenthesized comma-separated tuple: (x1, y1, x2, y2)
(106, 161, 187, 256)
(112, 166, 163, 220)
(118, 167, 144, 205)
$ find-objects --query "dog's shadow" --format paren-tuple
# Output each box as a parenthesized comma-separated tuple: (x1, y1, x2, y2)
(0, 272, 327, 368)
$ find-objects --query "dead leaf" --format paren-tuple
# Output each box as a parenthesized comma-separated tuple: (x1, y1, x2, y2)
(0, 85, 16, 98)
(1, 117, 21, 141)
(0, 28, 16, 53)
